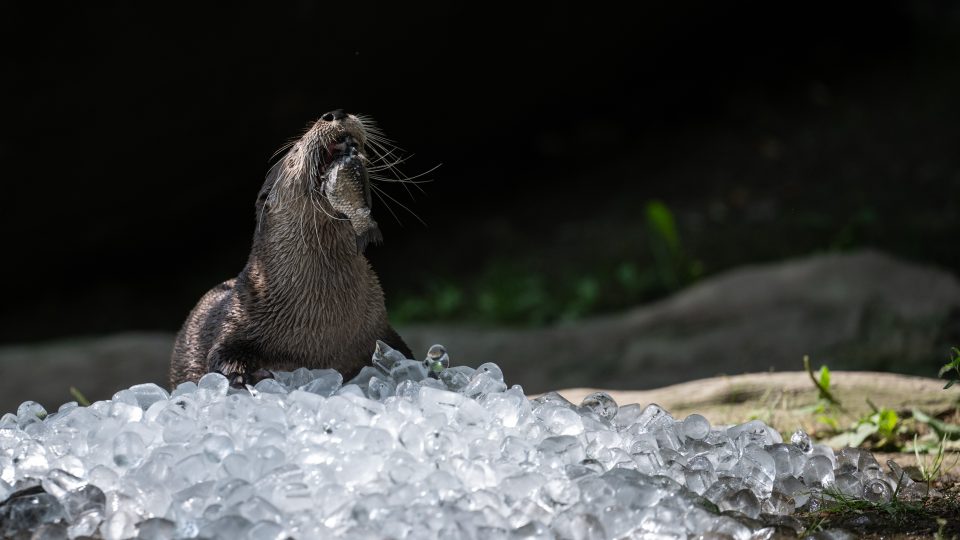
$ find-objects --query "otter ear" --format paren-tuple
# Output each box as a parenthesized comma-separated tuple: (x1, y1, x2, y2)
(256, 162, 283, 217)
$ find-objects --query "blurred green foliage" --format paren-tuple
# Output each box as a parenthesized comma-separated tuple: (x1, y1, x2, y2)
(939, 347, 960, 389)
(390, 200, 703, 326)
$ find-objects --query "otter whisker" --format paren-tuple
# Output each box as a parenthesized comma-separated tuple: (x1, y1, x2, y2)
(365, 144, 407, 173)
(370, 183, 426, 226)
(311, 195, 350, 223)
(304, 195, 326, 258)
(369, 175, 434, 185)
(370, 185, 403, 227)
(355, 115, 390, 137)
(365, 146, 407, 166)
(371, 162, 441, 182)
(362, 141, 429, 197)
(269, 138, 300, 162)
(364, 141, 403, 162)
(366, 133, 391, 146)
(370, 160, 440, 197)
(363, 132, 403, 155)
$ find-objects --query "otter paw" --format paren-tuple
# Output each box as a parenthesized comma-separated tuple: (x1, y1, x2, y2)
(217, 368, 275, 389)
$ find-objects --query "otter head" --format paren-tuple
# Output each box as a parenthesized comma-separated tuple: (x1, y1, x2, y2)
(259, 109, 383, 254)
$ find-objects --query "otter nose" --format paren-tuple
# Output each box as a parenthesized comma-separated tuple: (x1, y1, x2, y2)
(321, 109, 347, 122)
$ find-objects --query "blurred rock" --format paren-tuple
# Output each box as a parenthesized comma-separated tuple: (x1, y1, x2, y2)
(402, 250, 960, 393)
(2, 250, 958, 412)
(0, 333, 171, 415)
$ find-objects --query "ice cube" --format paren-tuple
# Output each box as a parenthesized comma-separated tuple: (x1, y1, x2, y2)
(367, 376, 395, 401)
(0, 492, 66, 536)
(136, 517, 177, 540)
(800, 455, 835, 487)
(461, 372, 507, 398)
(789, 429, 813, 453)
(535, 404, 584, 437)
(862, 478, 892, 503)
(299, 370, 343, 397)
(580, 392, 618, 420)
(40, 469, 85, 500)
(371, 340, 408, 374)
(113, 431, 147, 467)
(253, 378, 288, 395)
(390, 360, 428, 383)
(197, 372, 230, 396)
(128, 383, 170, 410)
(16, 401, 47, 427)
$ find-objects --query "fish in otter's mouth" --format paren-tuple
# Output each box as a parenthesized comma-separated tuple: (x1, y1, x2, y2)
(320, 133, 382, 253)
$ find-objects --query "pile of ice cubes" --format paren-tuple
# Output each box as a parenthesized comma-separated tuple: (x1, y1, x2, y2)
(0, 343, 929, 539)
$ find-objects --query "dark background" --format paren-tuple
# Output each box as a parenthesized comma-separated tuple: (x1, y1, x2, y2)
(2, 1, 959, 343)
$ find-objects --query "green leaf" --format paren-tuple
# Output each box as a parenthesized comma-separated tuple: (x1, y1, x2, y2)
(852, 422, 879, 446)
(818, 365, 831, 390)
(644, 200, 680, 254)
(913, 409, 960, 437)
(876, 408, 899, 437)
(816, 414, 840, 430)
(69, 386, 91, 407)
(946, 380, 956, 390)
(825, 423, 877, 448)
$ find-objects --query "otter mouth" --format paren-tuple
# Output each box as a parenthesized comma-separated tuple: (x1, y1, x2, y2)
(320, 135, 363, 175)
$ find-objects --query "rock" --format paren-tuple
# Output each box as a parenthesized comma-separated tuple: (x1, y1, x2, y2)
(0, 332, 171, 414)
(401, 251, 960, 393)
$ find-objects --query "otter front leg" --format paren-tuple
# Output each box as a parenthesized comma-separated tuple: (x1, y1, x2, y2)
(207, 340, 275, 388)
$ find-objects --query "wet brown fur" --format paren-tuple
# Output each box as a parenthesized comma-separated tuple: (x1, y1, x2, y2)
(169, 113, 411, 387)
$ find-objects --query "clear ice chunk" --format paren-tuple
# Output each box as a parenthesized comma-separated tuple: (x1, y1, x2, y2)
(862, 478, 892, 503)
(424, 344, 450, 376)
(633, 403, 674, 432)
(197, 372, 230, 396)
(390, 359, 428, 383)
(299, 369, 342, 396)
(579, 392, 618, 420)
(62, 484, 106, 521)
(535, 404, 584, 436)
(113, 431, 147, 467)
(0, 492, 66, 536)
(681, 413, 710, 440)
(128, 383, 170, 410)
(17, 401, 48, 427)
(439, 366, 475, 392)
(367, 376, 395, 401)
(718, 488, 761, 519)
(371, 340, 407, 374)
(253, 378, 288, 395)
(136, 517, 177, 540)
(800, 455, 835, 487)
(461, 371, 507, 398)
(40, 469, 85, 500)
(790, 429, 813, 453)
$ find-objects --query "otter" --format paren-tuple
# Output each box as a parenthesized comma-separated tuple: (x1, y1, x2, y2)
(169, 110, 413, 388)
